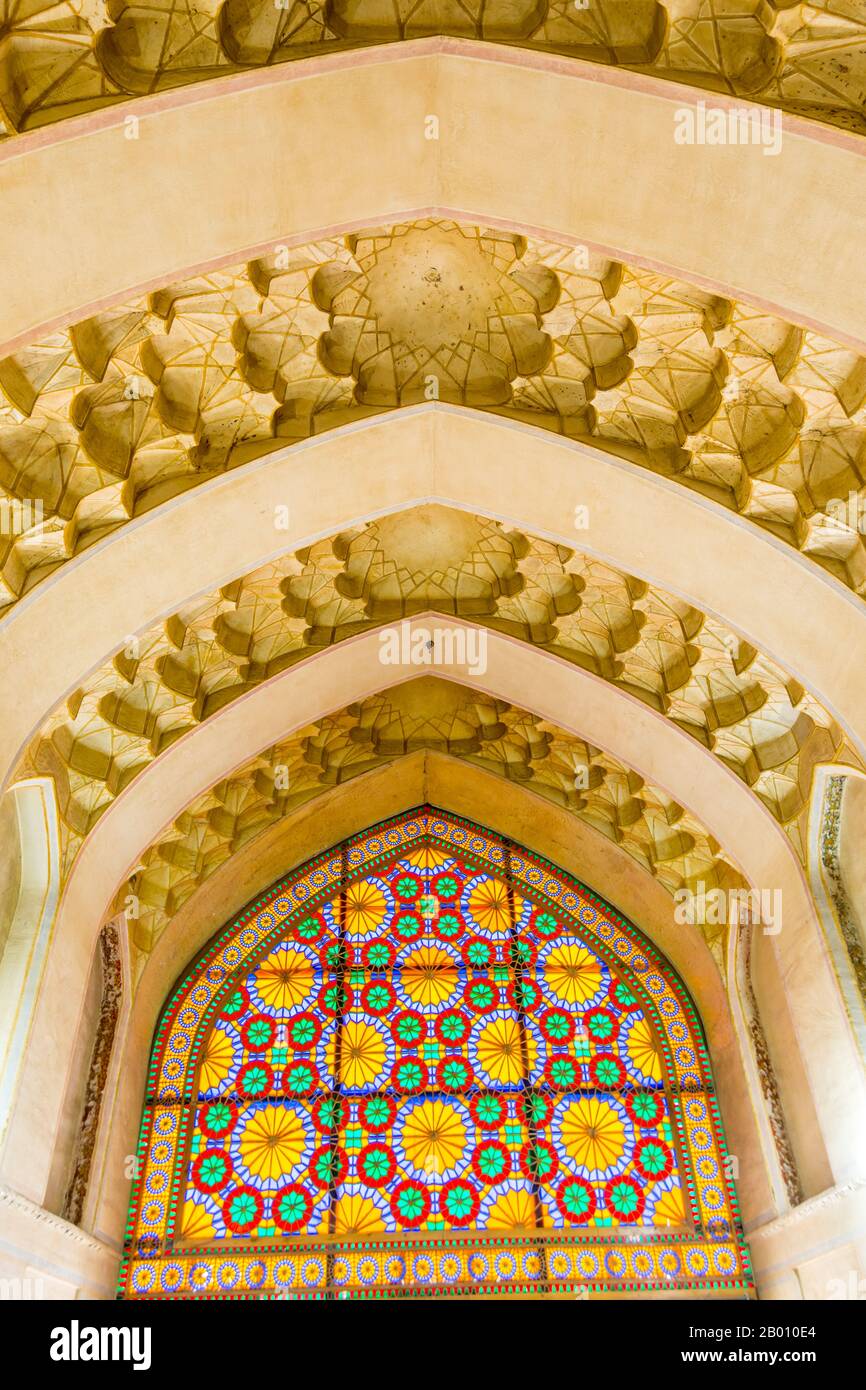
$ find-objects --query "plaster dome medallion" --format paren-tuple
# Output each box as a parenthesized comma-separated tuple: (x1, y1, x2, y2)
(315, 222, 558, 406)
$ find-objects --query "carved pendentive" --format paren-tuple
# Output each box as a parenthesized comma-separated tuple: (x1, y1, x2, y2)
(62, 920, 123, 1227)
(740, 927, 802, 1209)
(820, 774, 866, 1014)
(313, 225, 564, 407)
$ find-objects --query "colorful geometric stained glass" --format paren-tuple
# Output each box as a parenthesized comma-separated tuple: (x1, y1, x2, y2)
(120, 808, 752, 1299)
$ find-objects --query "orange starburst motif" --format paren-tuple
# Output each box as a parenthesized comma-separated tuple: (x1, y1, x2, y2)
(179, 1199, 217, 1243)
(399, 945, 460, 1007)
(338, 879, 388, 936)
(486, 1187, 538, 1230)
(626, 1018, 663, 1083)
(558, 1096, 626, 1173)
(467, 876, 524, 934)
(254, 947, 314, 1012)
(333, 1195, 387, 1235)
(238, 1106, 308, 1180)
(405, 845, 451, 870)
(400, 1099, 467, 1175)
(475, 1016, 536, 1085)
(336, 1020, 388, 1089)
(652, 1186, 685, 1227)
(542, 943, 601, 1006)
(197, 1026, 236, 1091)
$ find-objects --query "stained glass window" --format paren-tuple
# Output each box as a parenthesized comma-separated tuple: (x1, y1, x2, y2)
(121, 808, 752, 1298)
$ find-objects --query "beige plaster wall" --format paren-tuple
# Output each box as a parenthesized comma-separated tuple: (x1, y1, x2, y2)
(0, 794, 21, 969)
(749, 1184, 866, 1301)
(751, 930, 834, 1200)
(0, 1185, 118, 1300)
(0, 779, 60, 1157)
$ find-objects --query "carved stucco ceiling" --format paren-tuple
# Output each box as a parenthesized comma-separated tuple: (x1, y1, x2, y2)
(2, 222, 866, 611)
(14, 505, 860, 887)
(112, 676, 746, 982)
(1, 1, 865, 136)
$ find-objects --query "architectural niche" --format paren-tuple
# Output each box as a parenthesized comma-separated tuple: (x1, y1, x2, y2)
(62, 920, 123, 1226)
(2, 221, 866, 618)
(1, 2, 865, 136)
(119, 808, 753, 1301)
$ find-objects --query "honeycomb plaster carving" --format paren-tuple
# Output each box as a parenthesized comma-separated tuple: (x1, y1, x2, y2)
(1, 2, 866, 137)
(2, 220, 866, 613)
(14, 505, 859, 894)
(109, 677, 747, 978)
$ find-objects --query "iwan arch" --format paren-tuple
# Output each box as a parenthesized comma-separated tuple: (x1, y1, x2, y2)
(0, 15, 865, 1302)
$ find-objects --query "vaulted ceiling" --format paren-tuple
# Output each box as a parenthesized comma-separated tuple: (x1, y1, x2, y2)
(2, 3, 866, 1313)
(2, 0, 865, 136)
(3, 219, 866, 614)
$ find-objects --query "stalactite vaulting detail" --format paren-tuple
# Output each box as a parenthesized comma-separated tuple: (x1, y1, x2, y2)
(109, 679, 748, 977)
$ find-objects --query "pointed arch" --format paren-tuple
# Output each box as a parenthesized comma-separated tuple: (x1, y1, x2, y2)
(119, 806, 752, 1299)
